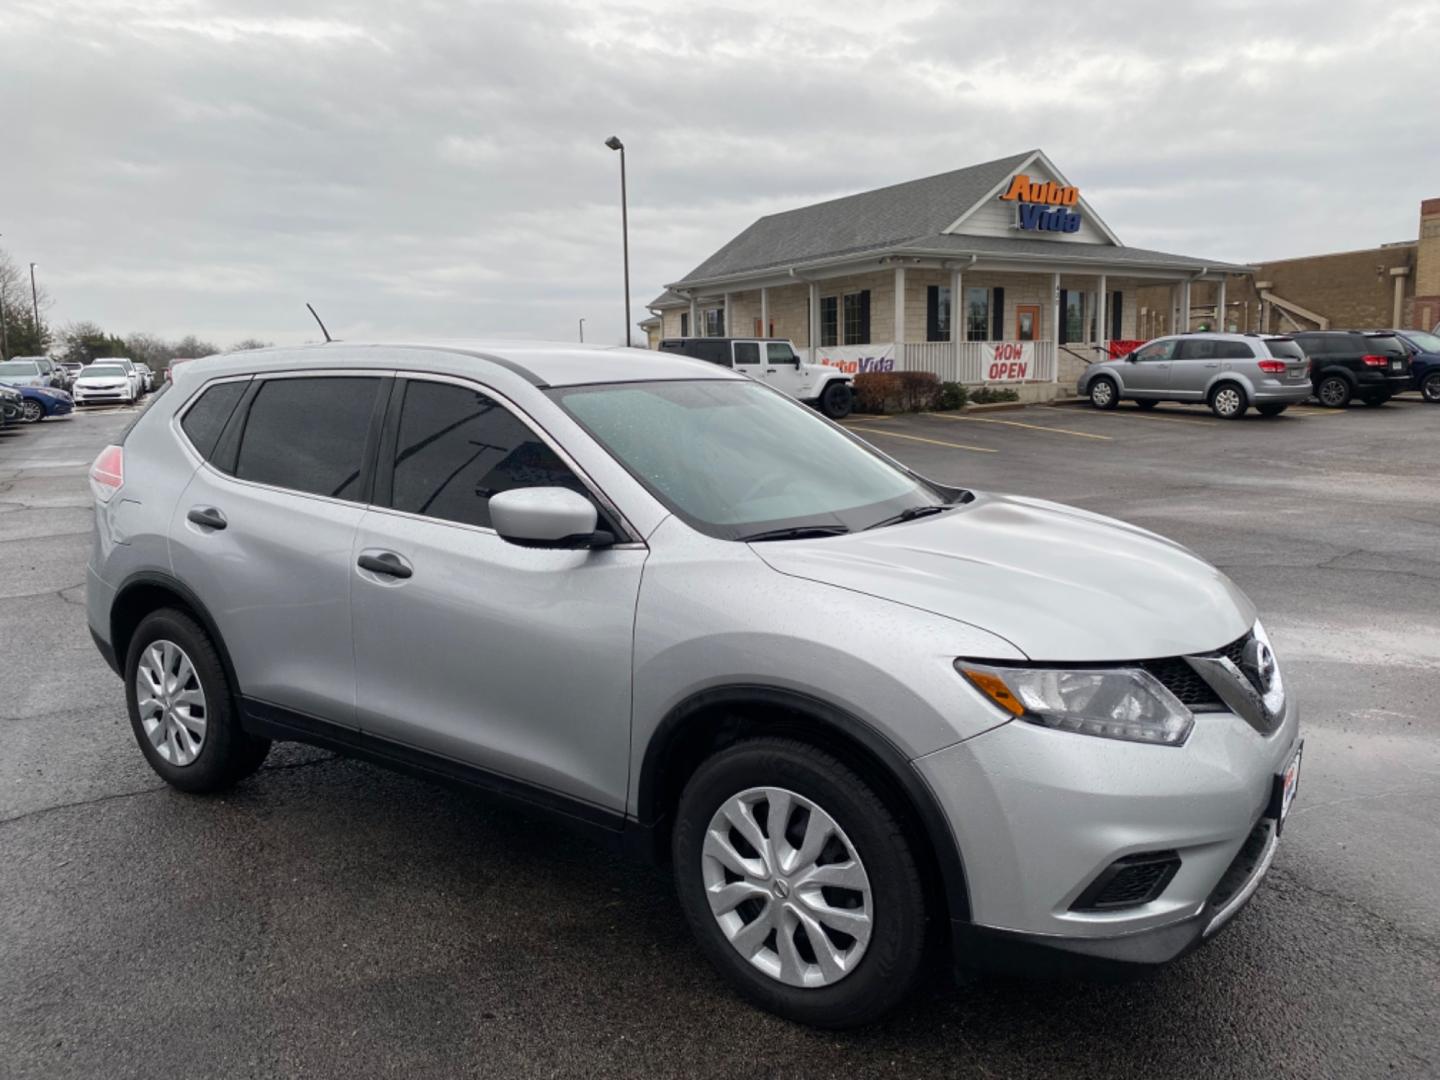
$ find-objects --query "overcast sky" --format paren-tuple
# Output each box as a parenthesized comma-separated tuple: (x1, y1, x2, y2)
(2, 0, 1436, 347)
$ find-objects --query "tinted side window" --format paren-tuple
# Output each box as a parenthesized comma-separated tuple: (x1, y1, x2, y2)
(766, 343, 796, 364)
(1215, 341, 1256, 359)
(1134, 340, 1177, 361)
(1177, 339, 1218, 360)
(734, 342, 761, 365)
(390, 381, 586, 529)
(181, 382, 247, 460)
(235, 377, 379, 499)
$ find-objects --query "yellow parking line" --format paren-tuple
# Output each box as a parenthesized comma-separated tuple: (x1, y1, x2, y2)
(846, 426, 998, 454)
(924, 412, 1112, 441)
(1077, 408, 1214, 427)
(1288, 408, 1346, 418)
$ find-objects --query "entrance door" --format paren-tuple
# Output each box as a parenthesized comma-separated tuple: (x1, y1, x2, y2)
(1016, 306, 1039, 341)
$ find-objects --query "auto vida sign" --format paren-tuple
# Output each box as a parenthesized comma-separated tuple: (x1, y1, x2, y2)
(998, 174, 1082, 234)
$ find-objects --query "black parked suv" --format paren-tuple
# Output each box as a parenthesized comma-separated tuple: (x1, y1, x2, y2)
(1290, 331, 1412, 408)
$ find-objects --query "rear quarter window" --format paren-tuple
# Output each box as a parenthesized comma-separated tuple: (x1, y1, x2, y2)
(1262, 339, 1306, 361)
(179, 381, 248, 460)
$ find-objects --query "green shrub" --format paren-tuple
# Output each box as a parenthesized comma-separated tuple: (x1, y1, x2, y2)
(969, 386, 1021, 405)
(853, 371, 943, 413)
(938, 382, 968, 410)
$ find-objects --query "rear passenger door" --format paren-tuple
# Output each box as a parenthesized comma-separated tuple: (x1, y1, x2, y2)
(1171, 338, 1221, 398)
(169, 372, 389, 727)
(348, 375, 647, 813)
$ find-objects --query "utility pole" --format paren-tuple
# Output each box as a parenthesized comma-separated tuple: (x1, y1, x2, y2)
(29, 262, 41, 342)
(604, 136, 632, 347)
(578, 317, 585, 343)
(0, 233, 9, 358)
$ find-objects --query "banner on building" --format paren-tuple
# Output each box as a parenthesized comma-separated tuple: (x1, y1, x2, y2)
(1107, 339, 1146, 359)
(815, 343, 895, 375)
(983, 341, 1033, 382)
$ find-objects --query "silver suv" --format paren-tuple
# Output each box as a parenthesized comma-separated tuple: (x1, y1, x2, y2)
(1079, 332, 1312, 418)
(87, 342, 1302, 1027)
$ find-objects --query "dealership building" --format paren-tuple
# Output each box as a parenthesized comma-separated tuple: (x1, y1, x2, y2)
(645, 149, 1252, 400)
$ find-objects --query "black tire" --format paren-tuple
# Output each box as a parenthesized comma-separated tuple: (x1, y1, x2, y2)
(1257, 404, 1288, 417)
(124, 608, 270, 792)
(1134, 399, 1158, 410)
(673, 738, 929, 1028)
(19, 399, 44, 423)
(819, 381, 854, 420)
(1208, 382, 1248, 419)
(1316, 375, 1352, 408)
(1422, 372, 1440, 404)
(1088, 376, 1120, 410)
(1361, 393, 1391, 407)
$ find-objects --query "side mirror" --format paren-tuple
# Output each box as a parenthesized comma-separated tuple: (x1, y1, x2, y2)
(1124, 353, 1137, 362)
(490, 487, 611, 549)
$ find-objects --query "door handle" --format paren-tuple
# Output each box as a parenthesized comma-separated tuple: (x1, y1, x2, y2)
(186, 506, 227, 530)
(766, 368, 777, 374)
(357, 551, 413, 579)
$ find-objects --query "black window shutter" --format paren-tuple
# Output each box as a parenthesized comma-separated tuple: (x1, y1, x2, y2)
(680, 313, 689, 336)
(926, 286, 940, 342)
(859, 290, 871, 343)
(1058, 289, 1069, 344)
(991, 287, 1005, 341)
(1110, 291, 1123, 340)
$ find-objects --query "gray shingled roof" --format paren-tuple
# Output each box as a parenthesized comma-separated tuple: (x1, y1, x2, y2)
(673, 151, 1033, 285)
(656, 150, 1250, 297)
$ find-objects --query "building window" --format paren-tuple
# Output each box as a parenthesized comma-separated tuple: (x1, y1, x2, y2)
(820, 296, 839, 347)
(926, 286, 951, 342)
(964, 287, 989, 341)
(842, 290, 869, 345)
(1062, 290, 1085, 344)
(1110, 291, 1123, 340)
(705, 307, 724, 337)
(680, 312, 689, 336)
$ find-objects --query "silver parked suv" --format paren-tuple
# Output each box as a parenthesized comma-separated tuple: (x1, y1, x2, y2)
(87, 342, 1302, 1027)
(1079, 332, 1313, 418)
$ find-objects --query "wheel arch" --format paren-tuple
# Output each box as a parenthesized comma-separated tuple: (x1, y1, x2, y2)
(1315, 364, 1358, 387)
(1205, 375, 1250, 401)
(111, 571, 241, 694)
(636, 684, 971, 923)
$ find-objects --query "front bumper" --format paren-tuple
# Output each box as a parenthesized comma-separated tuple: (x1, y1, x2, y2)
(916, 695, 1300, 972)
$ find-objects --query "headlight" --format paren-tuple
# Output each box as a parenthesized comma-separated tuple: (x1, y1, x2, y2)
(957, 662, 1193, 746)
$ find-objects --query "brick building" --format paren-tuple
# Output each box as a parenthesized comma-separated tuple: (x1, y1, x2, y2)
(645, 150, 1250, 402)
(1138, 196, 1440, 336)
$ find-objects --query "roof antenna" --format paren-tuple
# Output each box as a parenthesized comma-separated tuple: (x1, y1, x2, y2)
(306, 302, 333, 343)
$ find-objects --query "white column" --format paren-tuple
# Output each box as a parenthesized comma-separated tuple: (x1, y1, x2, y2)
(949, 268, 962, 342)
(1215, 277, 1227, 332)
(723, 291, 733, 337)
(808, 281, 820, 358)
(760, 287, 769, 338)
(1180, 279, 1192, 333)
(688, 299, 698, 337)
(1097, 274, 1107, 350)
(1050, 272, 1061, 384)
(893, 266, 906, 348)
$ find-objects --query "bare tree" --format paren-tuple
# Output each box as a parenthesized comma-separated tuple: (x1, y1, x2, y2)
(0, 246, 54, 358)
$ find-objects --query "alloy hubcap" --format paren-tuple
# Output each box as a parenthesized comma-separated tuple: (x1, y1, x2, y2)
(1093, 382, 1112, 405)
(136, 640, 208, 766)
(1424, 375, 1440, 402)
(1216, 388, 1240, 415)
(700, 786, 873, 988)
(21, 400, 42, 422)
(1320, 380, 1346, 406)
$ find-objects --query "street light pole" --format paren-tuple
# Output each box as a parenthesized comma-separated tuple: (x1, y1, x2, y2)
(578, 317, 586, 343)
(0, 233, 8, 359)
(28, 262, 40, 339)
(604, 136, 631, 347)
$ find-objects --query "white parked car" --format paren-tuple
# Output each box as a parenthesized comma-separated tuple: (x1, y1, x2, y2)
(72, 361, 140, 406)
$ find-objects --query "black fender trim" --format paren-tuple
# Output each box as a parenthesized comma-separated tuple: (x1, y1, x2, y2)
(1314, 365, 1358, 386)
(638, 684, 972, 921)
(110, 571, 244, 693)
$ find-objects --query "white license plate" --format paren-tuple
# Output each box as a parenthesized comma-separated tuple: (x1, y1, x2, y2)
(1391, 361, 1403, 371)
(1278, 744, 1302, 825)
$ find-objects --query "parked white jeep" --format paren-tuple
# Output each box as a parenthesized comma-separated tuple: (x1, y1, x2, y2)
(657, 337, 855, 418)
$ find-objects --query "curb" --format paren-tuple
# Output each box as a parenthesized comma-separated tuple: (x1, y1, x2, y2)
(961, 401, 1029, 413)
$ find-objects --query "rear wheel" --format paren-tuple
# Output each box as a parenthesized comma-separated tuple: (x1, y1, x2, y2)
(1209, 383, 1248, 419)
(1089, 377, 1119, 410)
(819, 381, 854, 420)
(1423, 372, 1440, 403)
(673, 738, 929, 1028)
(125, 609, 270, 792)
(1257, 404, 1288, 417)
(1316, 375, 1352, 408)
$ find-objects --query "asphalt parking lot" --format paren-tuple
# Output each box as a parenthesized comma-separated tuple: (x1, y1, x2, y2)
(2, 398, 1438, 1079)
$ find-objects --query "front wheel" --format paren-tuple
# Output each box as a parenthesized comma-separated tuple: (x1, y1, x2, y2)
(125, 608, 270, 792)
(1422, 372, 1440, 403)
(1209, 383, 1248, 419)
(19, 399, 44, 423)
(673, 738, 929, 1028)
(819, 381, 854, 420)
(1088, 377, 1120, 410)
(1257, 404, 1288, 417)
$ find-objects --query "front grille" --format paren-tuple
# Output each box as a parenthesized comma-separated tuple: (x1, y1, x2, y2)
(1140, 632, 1251, 711)
(1072, 850, 1182, 911)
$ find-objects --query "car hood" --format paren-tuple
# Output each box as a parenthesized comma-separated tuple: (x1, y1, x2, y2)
(751, 492, 1255, 661)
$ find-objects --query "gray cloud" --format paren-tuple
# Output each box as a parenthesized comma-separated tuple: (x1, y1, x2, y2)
(2, 0, 1436, 346)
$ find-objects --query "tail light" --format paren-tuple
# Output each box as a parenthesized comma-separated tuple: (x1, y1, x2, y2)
(1256, 360, 1286, 374)
(1361, 355, 1389, 367)
(89, 445, 124, 502)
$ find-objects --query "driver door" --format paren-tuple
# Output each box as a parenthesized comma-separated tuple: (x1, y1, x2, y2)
(762, 342, 813, 398)
(349, 375, 648, 812)
(1123, 338, 1178, 394)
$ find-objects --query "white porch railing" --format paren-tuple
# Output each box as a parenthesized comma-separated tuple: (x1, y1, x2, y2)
(896, 340, 1056, 384)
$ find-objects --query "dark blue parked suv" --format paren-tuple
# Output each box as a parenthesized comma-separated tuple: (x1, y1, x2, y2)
(1387, 328, 1440, 403)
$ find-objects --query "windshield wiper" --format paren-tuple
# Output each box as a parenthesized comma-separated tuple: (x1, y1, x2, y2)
(739, 524, 851, 543)
(865, 504, 955, 531)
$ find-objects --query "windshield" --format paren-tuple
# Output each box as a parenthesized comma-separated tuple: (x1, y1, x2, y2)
(83, 365, 128, 378)
(0, 361, 41, 378)
(551, 379, 955, 540)
(1402, 330, 1440, 353)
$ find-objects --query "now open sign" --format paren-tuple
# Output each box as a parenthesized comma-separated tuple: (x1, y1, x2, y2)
(984, 341, 1033, 382)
